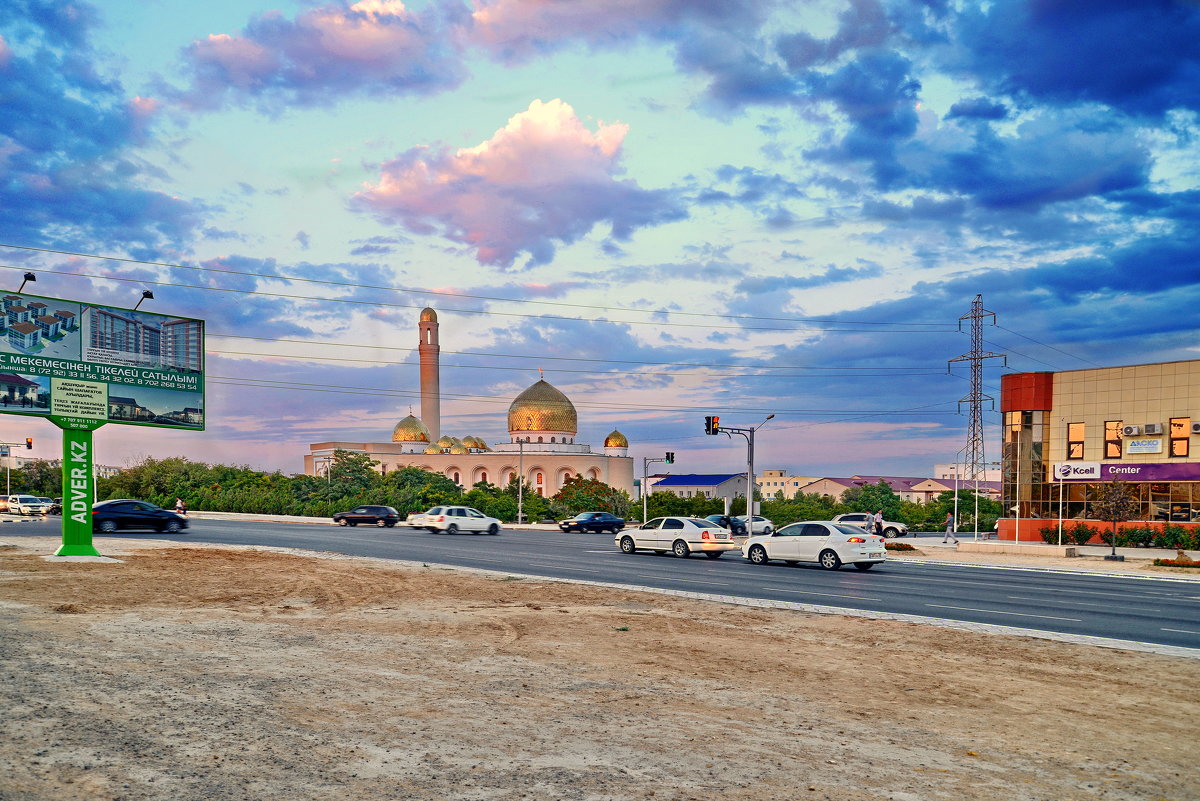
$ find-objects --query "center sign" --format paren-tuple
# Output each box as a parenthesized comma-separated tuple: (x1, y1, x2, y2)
(0, 291, 205, 555)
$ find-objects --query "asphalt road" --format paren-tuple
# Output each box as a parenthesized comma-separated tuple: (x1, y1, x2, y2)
(14, 517, 1200, 651)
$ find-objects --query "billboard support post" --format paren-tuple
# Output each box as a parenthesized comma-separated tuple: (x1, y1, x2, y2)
(51, 415, 105, 557)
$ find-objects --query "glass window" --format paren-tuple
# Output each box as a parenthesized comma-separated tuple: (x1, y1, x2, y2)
(776, 524, 802, 536)
(1067, 422, 1085, 460)
(662, 518, 684, 529)
(1170, 417, 1190, 458)
(800, 524, 829, 537)
(1105, 421, 1122, 459)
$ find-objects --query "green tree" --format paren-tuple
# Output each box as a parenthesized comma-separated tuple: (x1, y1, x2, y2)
(12, 459, 61, 497)
(1090, 479, 1141, 556)
(841, 480, 900, 519)
(550, 475, 633, 518)
(328, 449, 379, 488)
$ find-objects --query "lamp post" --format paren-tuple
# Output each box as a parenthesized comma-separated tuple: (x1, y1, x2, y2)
(642, 453, 670, 524)
(517, 439, 525, 524)
(706, 414, 774, 520)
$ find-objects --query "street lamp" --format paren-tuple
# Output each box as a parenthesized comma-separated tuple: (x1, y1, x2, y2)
(133, 290, 154, 311)
(17, 272, 35, 293)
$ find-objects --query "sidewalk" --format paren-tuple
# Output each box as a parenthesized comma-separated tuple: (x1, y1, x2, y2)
(904, 534, 1200, 578)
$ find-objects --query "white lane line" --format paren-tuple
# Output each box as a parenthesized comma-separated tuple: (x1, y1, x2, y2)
(553, 567, 601, 573)
(926, 604, 1081, 622)
(1161, 627, 1200, 635)
(771, 588, 881, 601)
(1005, 594, 1160, 611)
(637, 575, 730, 587)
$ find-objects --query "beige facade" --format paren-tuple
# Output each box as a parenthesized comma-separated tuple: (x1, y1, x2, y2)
(757, 469, 817, 498)
(304, 308, 635, 496)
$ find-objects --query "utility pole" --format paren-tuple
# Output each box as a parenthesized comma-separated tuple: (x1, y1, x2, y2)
(704, 414, 773, 517)
(517, 440, 525, 524)
(948, 294, 1005, 528)
(641, 452, 673, 524)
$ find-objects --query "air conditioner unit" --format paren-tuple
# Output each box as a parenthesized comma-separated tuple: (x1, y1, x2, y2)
(1121, 425, 1141, 437)
(1192, 422, 1200, 435)
(1143, 423, 1164, 435)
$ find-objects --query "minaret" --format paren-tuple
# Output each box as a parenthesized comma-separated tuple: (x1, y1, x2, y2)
(418, 308, 440, 442)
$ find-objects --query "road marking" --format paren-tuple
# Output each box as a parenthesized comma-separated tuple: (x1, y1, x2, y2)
(553, 567, 601, 573)
(770, 588, 880, 601)
(637, 575, 730, 586)
(1005, 594, 1161, 611)
(926, 604, 1081, 622)
(1161, 628, 1200, 635)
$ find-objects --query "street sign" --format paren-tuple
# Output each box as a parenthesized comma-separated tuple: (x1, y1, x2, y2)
(0, 291, 204, 431)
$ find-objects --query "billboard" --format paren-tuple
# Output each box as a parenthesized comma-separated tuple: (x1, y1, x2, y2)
(0, 291, 204, 430)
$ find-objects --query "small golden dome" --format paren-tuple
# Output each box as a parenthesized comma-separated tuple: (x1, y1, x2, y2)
(449, 443, 469, 454)
(391, 414, 430, 443)
(461, 435, 481, 448)
(604, 430, 628, 448)
(419, 307, 437, 322)
(435, 435, 455, 449)
(508, 379, 577, 434)
(423, 445, 441, 454)
(474, 437, 490, 451)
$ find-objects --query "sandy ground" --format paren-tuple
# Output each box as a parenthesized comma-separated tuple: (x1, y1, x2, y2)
(1, 536, 1197, 801)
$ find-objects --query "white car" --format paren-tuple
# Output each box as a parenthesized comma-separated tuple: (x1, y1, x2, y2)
(831, 512, 909, 539)
(735, 515, 774, 535)
(615, 516, 741, 559)
(8, 495, 49, 516)
(411, 505, 501, 535)
(741, 521, 886, 571)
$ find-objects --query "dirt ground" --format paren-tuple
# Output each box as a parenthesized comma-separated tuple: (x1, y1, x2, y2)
(1, 537, 1197, 801)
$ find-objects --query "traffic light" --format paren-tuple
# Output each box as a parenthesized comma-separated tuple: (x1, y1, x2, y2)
(25, 437, 32, 449)
(664, 452, 674, 464)
(704, 416, 717, 435)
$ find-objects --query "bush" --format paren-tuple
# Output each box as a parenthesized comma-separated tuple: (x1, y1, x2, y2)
(1066, 523, 1099, 546)
(1038, 526, 1059, 544)
(1116, 526, 1155, 548)
(885, 541, 915, 551)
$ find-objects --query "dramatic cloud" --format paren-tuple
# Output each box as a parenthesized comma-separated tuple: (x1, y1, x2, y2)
(353, 99, 685, 268)
(177, 0, 467, 110)
(0, 3, 201, 251)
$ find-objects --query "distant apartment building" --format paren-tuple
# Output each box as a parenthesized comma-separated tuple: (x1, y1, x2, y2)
(757, 469, 818, 498)
(801, 475, 1000, 504)
(6, 322, 41, 351)
(934, 463, 1001, 483)
(160, 318, 204, 372)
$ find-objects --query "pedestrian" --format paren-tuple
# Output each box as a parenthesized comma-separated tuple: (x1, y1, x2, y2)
(873, 510, 883, 537)
(175, 497, 187, 517)
(943, 511, 959, 544)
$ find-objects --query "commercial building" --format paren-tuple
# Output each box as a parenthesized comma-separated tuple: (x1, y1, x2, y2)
(1000, 359, 1200, 530)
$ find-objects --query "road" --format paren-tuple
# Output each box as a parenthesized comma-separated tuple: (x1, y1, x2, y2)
(14, 517, 1200, 651)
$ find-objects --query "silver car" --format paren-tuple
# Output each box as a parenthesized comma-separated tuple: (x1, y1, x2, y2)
(616, 516, 740, 559)
(742, 521, 887, 570)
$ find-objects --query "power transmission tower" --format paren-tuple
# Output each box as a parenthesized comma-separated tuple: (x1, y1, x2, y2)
(948, 294, 1006, 481)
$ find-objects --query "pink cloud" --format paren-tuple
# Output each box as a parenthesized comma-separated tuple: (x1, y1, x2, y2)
(178, 1, 465, 109)
(353, 99, 684, 268)
(0, 35, 10, 68)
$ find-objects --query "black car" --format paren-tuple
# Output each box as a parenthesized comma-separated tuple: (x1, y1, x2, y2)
(559, 512, 625, 534)
(703, 514, 747, 536)
(92, 499, 189, 534)
(333, 505, 401, 527)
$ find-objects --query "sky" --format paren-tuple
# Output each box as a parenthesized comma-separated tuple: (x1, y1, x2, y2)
(1, 0, 1198, 479)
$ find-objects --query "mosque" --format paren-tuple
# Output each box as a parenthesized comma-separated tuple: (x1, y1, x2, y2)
(303, 308, 635, 496)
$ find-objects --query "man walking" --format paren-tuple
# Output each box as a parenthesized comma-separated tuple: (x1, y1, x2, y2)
(943, 511, 958, 544)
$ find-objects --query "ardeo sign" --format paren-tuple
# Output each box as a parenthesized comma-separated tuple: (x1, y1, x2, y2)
(0, 290, 205, 556)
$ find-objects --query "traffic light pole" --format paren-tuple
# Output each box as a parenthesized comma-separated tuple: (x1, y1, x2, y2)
(641, 454, 671, 524)
(704, 414, 773, 517)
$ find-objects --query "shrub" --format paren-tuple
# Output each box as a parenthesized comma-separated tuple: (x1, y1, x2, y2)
(1155, 525, 1191, 550)
(885, 542, 915, 551)
(1066, 523, 1099, 546)
(1038, 526, 1059, 545)
(1116, 526, 1155, 548)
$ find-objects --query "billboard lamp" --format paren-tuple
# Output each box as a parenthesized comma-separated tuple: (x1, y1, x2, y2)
(17, 272, 35, 293)
(133, 289, 154, 310)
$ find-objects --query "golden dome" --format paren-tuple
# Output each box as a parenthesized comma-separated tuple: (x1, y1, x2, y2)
(461, 435, 480, 448)
(435, 435, 456, 449)
(604, 430, 628, 448)
(423, 445, 441, 454)
(449, 444, 469, 454)
(508, 379, 577, 434)
(391, 414, 430, 443)
(420, 307, 437, 322)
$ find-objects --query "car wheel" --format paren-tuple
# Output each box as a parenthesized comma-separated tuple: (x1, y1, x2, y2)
(337, 519, 348, 526)
(705, 551, 723, 559)
(385, 522, 396, 527)
(377, 520, 387, 527)
(487, 523, 499, 535)
(98, 520, 117, 533)
(818, 549, 842, 570)
(347, 521, 358, 527)
(854, 562, 875, 570)
(446, 523, 458, 535)
(763, 526, 773, 535)
(672, 540, 690, 558)
(619, 536, 636, 554)
(748, 545, 769, 565)
(162, 520, 182, 533)
(883, 527, 899, 539)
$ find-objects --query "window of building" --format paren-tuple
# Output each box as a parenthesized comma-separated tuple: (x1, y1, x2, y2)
(452, 472, 461, 484)
(1105, 421, 1123, 459)
(1170, 417, 1191, 458)
(550, 437, 556, 443)
(536, 472, 543, 485)
(1066, 422, 1085, 460)
(537, 436, 543, 443)
(480, 471, 487, 484)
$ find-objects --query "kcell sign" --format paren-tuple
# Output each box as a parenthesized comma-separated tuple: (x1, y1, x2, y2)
(1053, 462, 1100, 480)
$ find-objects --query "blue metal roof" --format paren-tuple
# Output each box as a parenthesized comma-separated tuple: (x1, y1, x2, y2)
(652, 474, 743, 487)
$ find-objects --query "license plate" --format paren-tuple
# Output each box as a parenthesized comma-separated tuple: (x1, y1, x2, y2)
(869, 553, 883, 559)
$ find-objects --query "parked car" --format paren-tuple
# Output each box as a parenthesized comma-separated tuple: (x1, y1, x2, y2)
(92, 499, 189, 533)
(735, 515, 774, 535)
(9, 495, 50, 516)
(47, 498, 62, 515)
(410, 505, 501, 535)
(742, 521, 886, 570)
(703, 514, 748, 536)
(831, 512, 909, 539)
(559, 512, 625, 533)
(615, 516, 740, 559)
(332, 505, 401, 527)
